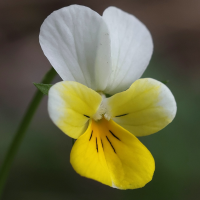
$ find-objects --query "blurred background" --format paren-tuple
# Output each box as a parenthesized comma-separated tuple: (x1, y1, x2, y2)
(0, 0, 200, 199)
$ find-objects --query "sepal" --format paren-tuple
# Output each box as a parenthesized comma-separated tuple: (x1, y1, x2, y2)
(33, 83, 53, 95)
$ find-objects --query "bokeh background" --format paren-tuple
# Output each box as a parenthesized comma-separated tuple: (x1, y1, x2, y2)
(1, 0, 200, 200)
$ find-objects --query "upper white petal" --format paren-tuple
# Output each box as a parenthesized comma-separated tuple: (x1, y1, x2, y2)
(39, 5, 112, 91)
(102, 7, 153, 94)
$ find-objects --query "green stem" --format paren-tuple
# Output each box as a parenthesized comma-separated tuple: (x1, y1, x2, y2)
(0, 68, 57, 198)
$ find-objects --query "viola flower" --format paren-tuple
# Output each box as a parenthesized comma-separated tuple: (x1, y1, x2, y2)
(39, 5, 177, 189)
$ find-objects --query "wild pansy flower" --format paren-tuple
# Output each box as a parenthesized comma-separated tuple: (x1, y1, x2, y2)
(39, 5, 177, 189)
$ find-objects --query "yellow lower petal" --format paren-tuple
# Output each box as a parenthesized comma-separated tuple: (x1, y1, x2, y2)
(70, 118, 155, 189)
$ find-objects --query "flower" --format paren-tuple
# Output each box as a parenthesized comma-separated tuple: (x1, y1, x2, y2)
(39, 5, 177, 189)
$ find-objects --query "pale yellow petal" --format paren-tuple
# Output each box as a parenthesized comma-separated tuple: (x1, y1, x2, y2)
(107, 78, 177, 136)
(48, 81, 102, 138)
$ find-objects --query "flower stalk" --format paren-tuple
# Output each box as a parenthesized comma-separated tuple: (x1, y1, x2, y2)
(0, 67, 57, 198)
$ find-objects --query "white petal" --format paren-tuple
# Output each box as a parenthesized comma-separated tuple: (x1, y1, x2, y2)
(40, 5, 112, 91)
(102, 7, 153, 94)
